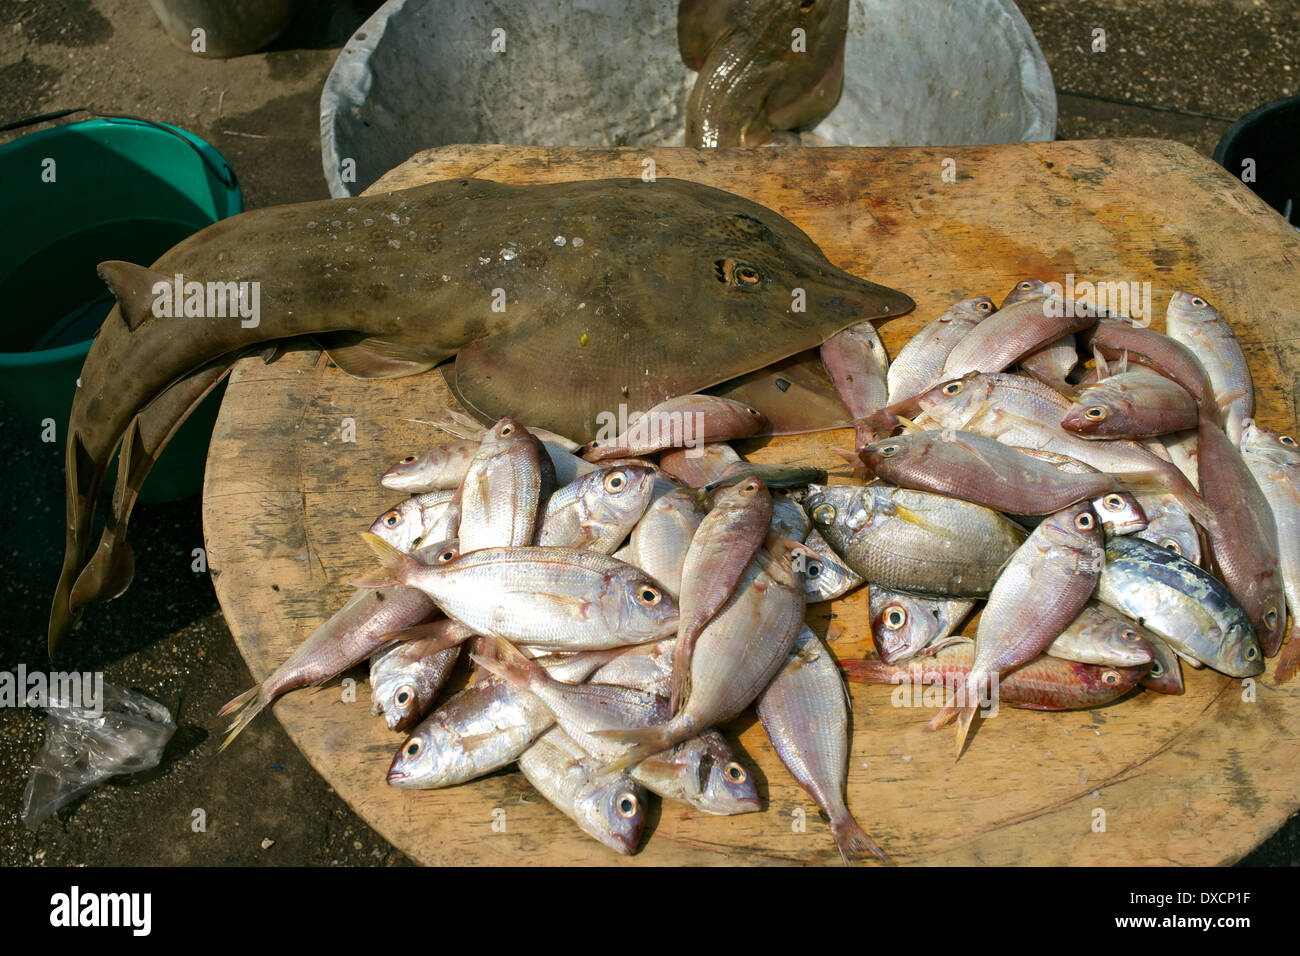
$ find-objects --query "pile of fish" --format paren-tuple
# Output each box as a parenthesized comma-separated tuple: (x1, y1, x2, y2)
(218, 401, 889, 862)
(216, 277, 1298, 863)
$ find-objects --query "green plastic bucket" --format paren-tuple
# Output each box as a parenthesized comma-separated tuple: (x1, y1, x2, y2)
(0, 116, 242, 502)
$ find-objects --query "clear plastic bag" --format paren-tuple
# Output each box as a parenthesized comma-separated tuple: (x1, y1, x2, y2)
(21, 681, 177, 829)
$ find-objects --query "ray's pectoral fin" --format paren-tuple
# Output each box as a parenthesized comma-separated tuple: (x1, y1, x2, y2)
(709, 350, 852, 435)
(316, 331, 442, 379)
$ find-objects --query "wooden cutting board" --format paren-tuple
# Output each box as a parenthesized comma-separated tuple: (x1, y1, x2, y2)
(203, 142, 1300, 866)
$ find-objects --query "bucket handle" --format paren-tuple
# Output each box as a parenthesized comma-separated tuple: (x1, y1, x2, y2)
(0, 108, 238, 191)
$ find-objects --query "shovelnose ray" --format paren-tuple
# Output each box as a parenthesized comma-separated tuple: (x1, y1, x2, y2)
(679, 0, 849, 147)
(50, 176, 913, 655)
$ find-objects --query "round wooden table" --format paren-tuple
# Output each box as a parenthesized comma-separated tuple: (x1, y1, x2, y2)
(204, 142, 1300, 865)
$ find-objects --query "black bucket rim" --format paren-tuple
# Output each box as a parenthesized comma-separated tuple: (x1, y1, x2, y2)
(1213, 93, 1300, 168)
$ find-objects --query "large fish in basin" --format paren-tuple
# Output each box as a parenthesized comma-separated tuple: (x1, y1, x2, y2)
(49, 176, 913, 654)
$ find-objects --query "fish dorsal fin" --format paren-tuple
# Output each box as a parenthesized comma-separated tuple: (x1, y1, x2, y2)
(318, 332, 440, 379)
(97, 261, 172, 332)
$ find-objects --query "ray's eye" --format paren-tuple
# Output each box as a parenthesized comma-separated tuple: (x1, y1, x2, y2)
(604, 471, 627, 493)
(943, 381, 963, 396)
(1084, 406, 1108, 421)
(383, 512, 400, 527)
(725, 762, 747, 783)
(811, 503, 836, 526)
(883, 605, 907, 630)
(636, 585, 662, 606)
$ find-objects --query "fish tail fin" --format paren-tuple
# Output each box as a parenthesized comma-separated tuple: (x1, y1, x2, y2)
(69, 539, 135, 611)
(216, 685, 267, 753)
(1274, 623, 1300, 684)
(591, 723, 682, 773)
(924, 692, 978, 759)
(951, 703, 978, 761)
(468, 636, 545, 691)
(830, 811, 895, 867)
(351, 532, 418, 588)
(49, 431, 103, 657)
(924, 700, 958, 731)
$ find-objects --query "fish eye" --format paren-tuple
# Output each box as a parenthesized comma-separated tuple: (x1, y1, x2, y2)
(1245, 645, 1259, 661)
(403, 739, 421, 757)
(1150, 660, 1163, 676)
(743, 480, 760, 493)
(1103, 494, 1125, 511)
(604, 471, 627, 493)
(1282, 435, 1297, 446)
(1159, 538, 1182, 555)
(1084, 406, 1108, 421)
(1122, 629, 1140, 642)
(811, 503, 836, 526)
(636, 585, 663, 606)
(500, 424, 514, 436)
(725, 762, 747, 783)
(1191, 296, 1207, 307)
(735, 264, 761, 286)
(401, 456, 416, 464)
(1074, 512, 1095, 530)
(805, 560, 822, 578)
(878, 443, 899, 458)
(746, 406, 761, 416)
(1018, 280, 1033, 290)
(436, 549, 456, 563)
(615, 793, 639, 818)
(977, 300, 993, 312)
(1265, 608, 1279, 628)
(396, 687, 414, 706)
(883, 605, 907, 630)
(943, 381, 963, 396)
(383, 511, 400, 527)
(1101, 670, 1119, 685)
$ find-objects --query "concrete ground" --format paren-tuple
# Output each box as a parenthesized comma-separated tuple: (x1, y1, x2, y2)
(1, 0, 1296, 866)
